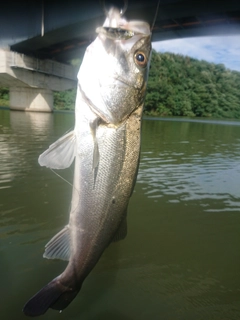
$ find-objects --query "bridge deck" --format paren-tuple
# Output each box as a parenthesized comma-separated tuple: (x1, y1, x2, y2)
(0, 0, 238, 63)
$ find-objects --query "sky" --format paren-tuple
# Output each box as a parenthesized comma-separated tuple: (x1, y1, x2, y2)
(152, 35, 240, 72)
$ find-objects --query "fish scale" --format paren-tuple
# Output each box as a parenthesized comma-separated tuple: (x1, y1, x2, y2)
(23, 7, 151, 317)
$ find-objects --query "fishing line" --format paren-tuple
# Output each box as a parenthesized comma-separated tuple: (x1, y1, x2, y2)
(41, 0, 45, 37)
(50, 167, 83, 217)
(50, 168, 73, 187)
(46, 126, 76, 188)
(151, 0, 160, 31)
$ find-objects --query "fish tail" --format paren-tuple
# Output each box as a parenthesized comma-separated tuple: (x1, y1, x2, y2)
(23, 276, 80, 317)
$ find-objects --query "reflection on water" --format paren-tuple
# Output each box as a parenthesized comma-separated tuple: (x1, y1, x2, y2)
(139, 119, 240, 211)
(0, 108, 240, 319)
(0, 111, 54, 189)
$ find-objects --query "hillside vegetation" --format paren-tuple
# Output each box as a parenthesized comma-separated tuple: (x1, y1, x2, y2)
(145, 50, 240, 118)
(1, 50, 240, 118)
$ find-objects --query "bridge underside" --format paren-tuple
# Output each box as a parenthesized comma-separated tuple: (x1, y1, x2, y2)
(0, 49, 77, 112)
(1, 0, 240, 112)
(8, 0, 240, 63)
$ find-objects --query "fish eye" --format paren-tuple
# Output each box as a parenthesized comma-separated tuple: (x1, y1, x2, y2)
(134, 51, 147, 67)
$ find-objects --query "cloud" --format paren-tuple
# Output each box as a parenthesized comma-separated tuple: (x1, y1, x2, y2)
(152, 35, 240, 72)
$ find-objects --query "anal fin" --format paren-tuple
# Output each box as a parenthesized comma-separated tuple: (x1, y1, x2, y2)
(43, 225, 71, 261)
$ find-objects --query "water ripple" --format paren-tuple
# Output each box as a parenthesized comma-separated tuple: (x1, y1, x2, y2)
(138, 120, 240, 213)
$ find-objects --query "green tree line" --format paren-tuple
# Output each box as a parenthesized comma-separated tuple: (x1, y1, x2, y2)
(145, 50, 240, 118)
(1, 50, 240, 118)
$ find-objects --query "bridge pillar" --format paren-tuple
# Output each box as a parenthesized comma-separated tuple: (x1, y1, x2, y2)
(10, 87, 53, 112)
(0, 49, 77, 112)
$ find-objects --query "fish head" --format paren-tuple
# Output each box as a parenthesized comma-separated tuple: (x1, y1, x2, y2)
(78, 8, 152, 125)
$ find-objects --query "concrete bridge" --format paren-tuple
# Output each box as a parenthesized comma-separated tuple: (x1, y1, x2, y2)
(1, 0, 240, 112)
(0, 49, 77, 112)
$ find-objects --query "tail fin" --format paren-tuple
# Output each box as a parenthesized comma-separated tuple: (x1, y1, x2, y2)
(23, 277, 80, 317)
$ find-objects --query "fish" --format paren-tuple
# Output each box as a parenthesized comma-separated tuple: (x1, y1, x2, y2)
(23, 7, 152, 317)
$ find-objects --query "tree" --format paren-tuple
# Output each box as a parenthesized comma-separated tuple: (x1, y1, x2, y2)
(145, 50, 240, 119)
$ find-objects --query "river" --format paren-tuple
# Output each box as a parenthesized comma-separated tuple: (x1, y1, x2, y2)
(1, 108, 240, 320)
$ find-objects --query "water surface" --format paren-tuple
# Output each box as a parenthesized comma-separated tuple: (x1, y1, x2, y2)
(1, 108, 240, 319)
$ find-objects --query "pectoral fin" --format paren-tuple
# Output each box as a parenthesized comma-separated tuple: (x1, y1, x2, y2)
(89, 119, 100, 170)
(93, 139, 99, 169)
(43, 225, 71, 261)
(38, 130, 76, 169)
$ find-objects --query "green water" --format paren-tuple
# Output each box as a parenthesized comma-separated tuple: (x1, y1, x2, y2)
(1, 108, 240, 319)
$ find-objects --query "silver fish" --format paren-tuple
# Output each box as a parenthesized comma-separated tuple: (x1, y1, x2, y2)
(23, 7, 151, 317)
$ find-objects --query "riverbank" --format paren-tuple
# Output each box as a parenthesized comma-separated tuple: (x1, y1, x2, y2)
(1, 50, 240, 118)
